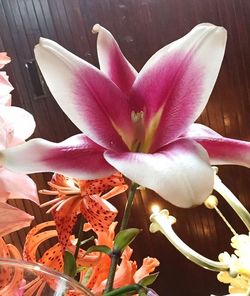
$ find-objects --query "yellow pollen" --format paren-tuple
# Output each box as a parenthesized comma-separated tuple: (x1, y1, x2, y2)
(131, 110, 144, 123)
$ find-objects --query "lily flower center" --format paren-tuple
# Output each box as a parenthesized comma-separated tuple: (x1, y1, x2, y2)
(130, 107, 163, 153)
(130, 110, 145, 152)
(39, 177, 81, 213)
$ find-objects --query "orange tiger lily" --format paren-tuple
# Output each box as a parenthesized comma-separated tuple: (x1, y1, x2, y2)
(0, 238, 23, 296)
(23, 221, 159, 296)
(40, 172, 127, 253)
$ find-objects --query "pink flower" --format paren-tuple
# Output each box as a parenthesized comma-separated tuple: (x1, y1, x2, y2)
(2, 24, 247, 208)
(0, 52, 13, 106)
(0, 53, 38, 236)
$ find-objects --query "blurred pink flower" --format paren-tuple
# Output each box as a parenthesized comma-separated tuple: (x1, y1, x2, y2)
(0, 52, 13, 105)
(0, 53, 38, 236)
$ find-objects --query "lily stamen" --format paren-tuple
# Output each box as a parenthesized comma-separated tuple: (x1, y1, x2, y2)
(40, 197, 62, 208)
(45, 200, 65, 214)
(39, 189, 59, 195)
(55, 194, 80, 212)
(204, 195, 237, 236)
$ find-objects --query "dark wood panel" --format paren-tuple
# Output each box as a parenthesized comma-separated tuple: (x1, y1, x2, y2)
(1, 0, 250, 294)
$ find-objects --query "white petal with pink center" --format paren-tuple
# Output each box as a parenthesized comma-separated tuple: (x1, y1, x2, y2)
(34, 38, 134, 151)
(104, 139, 214, 207)
(4, 24, 249, 209)
(130, 24, 227, 152)
(1, 134, 115, 179)
(93, 24, 138, 94)
(184, 124, 250, 168)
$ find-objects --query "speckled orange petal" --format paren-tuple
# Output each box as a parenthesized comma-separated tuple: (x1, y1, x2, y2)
(100, 184, 128, 200)
(52, 197, 81, 253)
(81, 194, 117, 232)
(0, 238, 23, 295)
(0, 244, 23, 295)
(0, 237, 10, 258)
(23, 221, 57, 262)
(83, 172, 126, 196)
(0, 238, 12, 290)
(38, 243, 63, 272)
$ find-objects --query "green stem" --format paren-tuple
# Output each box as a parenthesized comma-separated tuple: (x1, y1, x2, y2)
(104, 284, 142, 296)
(104, 182, 138, 293)
(120, 182, 138, 231)
(103, 254, 120, 293)
(74, 215, 84, 260)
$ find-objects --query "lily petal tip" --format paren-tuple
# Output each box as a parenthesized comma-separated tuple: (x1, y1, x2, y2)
(92, 24, 101, 34)
(38, 37, 47, 44)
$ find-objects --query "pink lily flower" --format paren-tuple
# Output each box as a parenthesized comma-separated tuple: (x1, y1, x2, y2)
(1, 23, 240, 208)
(0, 52, 13, 106)
(0, 53, 38, 236)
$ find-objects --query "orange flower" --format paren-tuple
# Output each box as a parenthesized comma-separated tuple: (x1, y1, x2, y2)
(0, 237, 23, 295)
(81, 223, 160, 295)
(40, 172, 127, 252)
(23, 221, 97, 295)
(23, 221, 159, 296)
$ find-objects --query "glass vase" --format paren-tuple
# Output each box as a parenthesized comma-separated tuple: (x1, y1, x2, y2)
(0, 258, 93, 296)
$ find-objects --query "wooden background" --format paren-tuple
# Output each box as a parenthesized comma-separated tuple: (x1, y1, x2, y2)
(1, 0, 250, 295)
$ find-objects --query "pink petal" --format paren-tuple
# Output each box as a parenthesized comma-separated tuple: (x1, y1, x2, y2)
(185, 123, 250, 167)
(0, 202, 34, 236)
(0, 72, 13, 105)
(0, 168, 39, 204)
(34, 38, 134, 151)
(93, 24, 138, 95)
(0, 106, 36, 147)
(0, 52, 11, 69)
(130, 23, 227, 152)
(104, 138, 213, 207)
(1, 134, 115, 179)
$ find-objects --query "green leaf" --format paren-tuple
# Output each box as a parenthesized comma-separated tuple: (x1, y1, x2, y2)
(86, 245, 111, 255)
(64, 251, 77, 277)
(114, 228, 141, 252)
(138, 272, 159, 286)
(76, 266, 88, 273)
(81, 267, 93, 286)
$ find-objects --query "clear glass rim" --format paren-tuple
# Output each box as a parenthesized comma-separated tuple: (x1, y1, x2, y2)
(0, 257, 94, 295)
